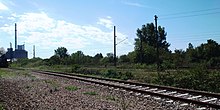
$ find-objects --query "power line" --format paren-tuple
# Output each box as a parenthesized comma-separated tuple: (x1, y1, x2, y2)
(168, 38, 220, 42)
(168, 32, 220, 36)
(158, 7, 220, 20)
(167, 35, 220, 42)
(160, 7, 220, 17)
(167, 37, 220, 43)
(116, 37, 128, 45)
(168, 34, 220, 39)
(168, 31, 220, 36)
(160, 11, 220, 20)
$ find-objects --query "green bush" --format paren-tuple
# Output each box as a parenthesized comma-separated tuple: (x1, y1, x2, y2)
(104, 69, 119, 78)
(71, 64, 81, 73)
(158, 67, 220, 93)
(120, 71, 133, 80)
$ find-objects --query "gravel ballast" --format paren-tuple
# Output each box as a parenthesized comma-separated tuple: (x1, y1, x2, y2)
(0, 69, 197, 110)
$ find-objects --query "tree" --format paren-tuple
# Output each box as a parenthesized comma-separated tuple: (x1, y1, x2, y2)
(106, 53, 114, 63)
(119, 54, 130, 63)
(186, 43, 196, 63)
(134, 23, 170, 64)
(173, 49, 186, 68)
(187, 43, 194, 50)
(54, 47, 69, 59)
(49, 55, 61, 65)
(185, 39, 220, 67)
(127, 51, 136, 63)
(93, 53, 103, 64)
(71, 51, 85, 64)
(135, 23, 170, 50)
(94, 53, 103, 60)
(203, 39, 220, 59)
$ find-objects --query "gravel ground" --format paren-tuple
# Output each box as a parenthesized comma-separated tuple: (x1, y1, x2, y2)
(0, 69, 197, 110)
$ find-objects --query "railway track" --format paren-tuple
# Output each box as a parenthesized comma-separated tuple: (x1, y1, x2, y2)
(14, 68, 220, 109)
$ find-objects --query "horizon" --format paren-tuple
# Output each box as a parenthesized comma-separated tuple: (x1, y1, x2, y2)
(0, 0, 220, 58)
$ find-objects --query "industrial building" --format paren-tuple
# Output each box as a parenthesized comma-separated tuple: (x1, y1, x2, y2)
(5, 23, 28, 61)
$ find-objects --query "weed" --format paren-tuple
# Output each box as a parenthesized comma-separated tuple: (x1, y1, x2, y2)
(0, 103, 4, 110)
(83, 91, 97, 95)
(0, 69, 15, 78)
(106, 95, 117, 101)
(65, 85, 79, 91)
(45, 80, 59, 87)
(21, 71, 32, 77)
(45, 80, 60, 92)
(117, 91, 131, 110)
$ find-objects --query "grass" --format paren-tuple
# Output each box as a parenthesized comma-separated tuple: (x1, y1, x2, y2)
(65, 85, 79, 91)
(83, 91, 97, 95)
(0, 69, 36, 80)
(118, 92, 131, 110)
(21, 71, 32, 77)
(106, 95, 117, 101)
(45, 80, 60, 92)
(0, 69, 16, 78)
(0, 103, 4, 110)
(45, 80, 59, 86)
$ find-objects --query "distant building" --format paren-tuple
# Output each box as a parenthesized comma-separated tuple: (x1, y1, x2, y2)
(5, 45, 28, 60)
(14, 44, 28, 58)
(5, 23, 28, 61)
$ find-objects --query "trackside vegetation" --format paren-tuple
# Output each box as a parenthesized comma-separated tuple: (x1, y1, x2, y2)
(9, 22, 220, 93)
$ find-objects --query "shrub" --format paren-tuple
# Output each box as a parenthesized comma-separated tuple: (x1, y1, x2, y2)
(158, 67, 220, 93)
(120, 71, 133, 80)
(65, 85, 79, 91)
(104, 69, 119, 79)
(71, 64, 81, 73)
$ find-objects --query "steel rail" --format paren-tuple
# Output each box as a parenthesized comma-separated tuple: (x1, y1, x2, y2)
(33, 70, 220, 109)
(38, 70, 220, 98)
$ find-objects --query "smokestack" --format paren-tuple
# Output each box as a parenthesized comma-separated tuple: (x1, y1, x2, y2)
(33, 45, 35, 58)
(15, 23, 17, 50)
(10, 42, 12, 48)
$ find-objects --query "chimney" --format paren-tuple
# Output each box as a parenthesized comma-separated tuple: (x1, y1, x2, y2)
(15, 23, 17, 50)
(10, 42, 12, 48)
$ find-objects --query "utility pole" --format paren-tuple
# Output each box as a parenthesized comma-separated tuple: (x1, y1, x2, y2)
(15, 23, 17, 50)
(154, 15, 160, 75)
(114, 26, 117, 67)
(140, 33, 143, 65)
(33, 45, 35, 58)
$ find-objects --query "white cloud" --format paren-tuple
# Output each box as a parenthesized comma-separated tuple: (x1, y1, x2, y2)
(0, 2, 8, 10)
(124, 2, 144, 7)
(0, 12, 128, 51)
(7, 16, 15, 20)
(122, 1, 155, 9)
(97, 16, 114, 29)
(0, 16, 3, 19)
(106, 16, 111, 19)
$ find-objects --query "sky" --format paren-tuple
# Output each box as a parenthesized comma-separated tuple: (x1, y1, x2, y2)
(0, 0, 220, 58)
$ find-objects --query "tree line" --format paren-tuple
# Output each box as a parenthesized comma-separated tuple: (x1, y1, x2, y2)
(11, 22, 220, 69)
(43, 22, 220, 69)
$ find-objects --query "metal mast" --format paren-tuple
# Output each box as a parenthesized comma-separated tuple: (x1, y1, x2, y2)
(114, 26, 116, 67)
(15, 23, 17, 50)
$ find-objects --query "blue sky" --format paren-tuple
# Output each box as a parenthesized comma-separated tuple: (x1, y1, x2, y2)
(0, 0, 220, 58)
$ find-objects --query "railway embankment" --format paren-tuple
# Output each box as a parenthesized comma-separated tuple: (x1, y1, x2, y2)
(0, 68, 171, 110)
